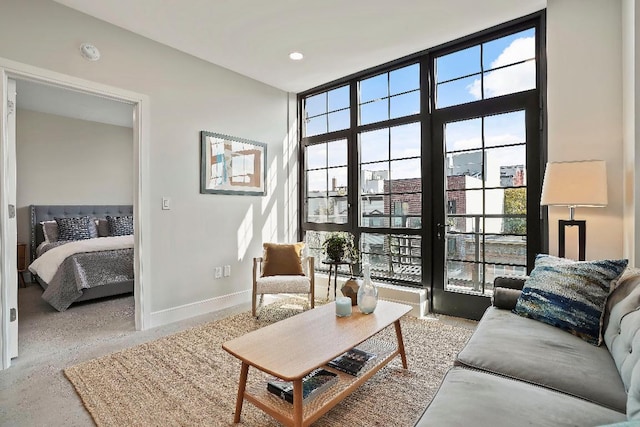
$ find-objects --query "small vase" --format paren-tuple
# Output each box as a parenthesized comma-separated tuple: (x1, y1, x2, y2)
(357, 264, 378, 314)
(341, 277, 360, 306)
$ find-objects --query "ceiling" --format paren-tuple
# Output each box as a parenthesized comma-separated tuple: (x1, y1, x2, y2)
(52, 0, 546, 94)
(16, 0, 545, 126)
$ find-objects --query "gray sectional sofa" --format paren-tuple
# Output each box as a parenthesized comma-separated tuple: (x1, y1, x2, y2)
(415, 272, 640, 427)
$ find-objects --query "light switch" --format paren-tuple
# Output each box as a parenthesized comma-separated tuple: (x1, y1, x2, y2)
(162, 197, 171, 210)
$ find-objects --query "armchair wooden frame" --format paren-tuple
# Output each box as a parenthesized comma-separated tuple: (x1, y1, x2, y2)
(252, 256, 315, 317)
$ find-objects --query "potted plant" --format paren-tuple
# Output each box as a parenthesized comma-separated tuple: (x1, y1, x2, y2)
(322, 232, 358, 262)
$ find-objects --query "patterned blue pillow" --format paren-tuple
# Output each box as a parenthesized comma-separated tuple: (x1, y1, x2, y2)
(55, 216, 96, 241)
(513, 254, 628, 345)
(106, 215, 134, 236)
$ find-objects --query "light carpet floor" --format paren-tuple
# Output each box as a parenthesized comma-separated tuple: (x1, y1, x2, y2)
(64, 297, 473, 426)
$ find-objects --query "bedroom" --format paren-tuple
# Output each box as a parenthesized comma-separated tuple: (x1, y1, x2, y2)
(12, 78, 136, 358)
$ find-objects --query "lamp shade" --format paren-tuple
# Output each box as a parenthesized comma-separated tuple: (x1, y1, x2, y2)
(540, 160, 608, 207)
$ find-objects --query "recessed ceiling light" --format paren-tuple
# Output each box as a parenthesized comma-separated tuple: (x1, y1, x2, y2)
(289, 52, 304, 61)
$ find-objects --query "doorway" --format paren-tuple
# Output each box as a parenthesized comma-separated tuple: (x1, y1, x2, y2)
(0, 59, 150, 369)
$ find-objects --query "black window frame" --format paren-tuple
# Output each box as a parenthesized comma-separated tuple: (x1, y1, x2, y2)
(298, 10, 547, 290)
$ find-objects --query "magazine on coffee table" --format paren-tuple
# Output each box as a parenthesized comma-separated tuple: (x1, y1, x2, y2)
(327, 347, 377, 376)
(267, 368, 338, 404)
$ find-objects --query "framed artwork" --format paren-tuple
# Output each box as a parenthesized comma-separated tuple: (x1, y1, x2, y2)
(200, 131, 267, 196)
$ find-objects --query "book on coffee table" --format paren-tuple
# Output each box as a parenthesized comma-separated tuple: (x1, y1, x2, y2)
(267, 368, 338, 404)
(327, 347, 377, 376)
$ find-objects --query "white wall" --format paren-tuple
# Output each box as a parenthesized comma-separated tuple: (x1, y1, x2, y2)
(547, 0, 624, 260)
(622, 0, 640, 267)
(0, 0, 293, 320)
(15, 109, 133, 254)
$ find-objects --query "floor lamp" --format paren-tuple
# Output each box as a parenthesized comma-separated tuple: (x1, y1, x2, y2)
(540, 160, 608, 261)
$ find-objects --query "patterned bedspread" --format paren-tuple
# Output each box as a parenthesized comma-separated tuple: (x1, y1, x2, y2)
(29, 237, 134, 311)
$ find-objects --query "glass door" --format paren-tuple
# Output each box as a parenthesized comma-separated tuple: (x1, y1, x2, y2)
(431, 102, 542, 319)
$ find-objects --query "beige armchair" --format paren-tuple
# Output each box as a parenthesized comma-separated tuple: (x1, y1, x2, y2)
(252, 250, 315, 317)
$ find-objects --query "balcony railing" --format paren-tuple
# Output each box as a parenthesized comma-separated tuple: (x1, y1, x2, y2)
(445, 213, 527, 295)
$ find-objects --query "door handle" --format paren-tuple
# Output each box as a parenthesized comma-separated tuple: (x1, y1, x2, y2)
(436, 223, 449, 240)
(8, 204, 15, 218)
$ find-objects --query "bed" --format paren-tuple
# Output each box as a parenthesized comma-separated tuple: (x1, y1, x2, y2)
(28, 205, 135, 311)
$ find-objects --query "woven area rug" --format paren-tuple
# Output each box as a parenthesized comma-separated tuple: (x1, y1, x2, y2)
(64, 297, 474, 426)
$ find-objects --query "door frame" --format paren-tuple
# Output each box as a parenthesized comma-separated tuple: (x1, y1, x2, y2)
(0, 57, 151, 370)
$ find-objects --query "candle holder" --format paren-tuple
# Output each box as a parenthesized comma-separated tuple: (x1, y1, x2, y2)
(335, 297, 352, 317)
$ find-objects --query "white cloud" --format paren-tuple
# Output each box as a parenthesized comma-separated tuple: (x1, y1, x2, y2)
(447, 137, 482, 152)
(468, 37, 535, 99)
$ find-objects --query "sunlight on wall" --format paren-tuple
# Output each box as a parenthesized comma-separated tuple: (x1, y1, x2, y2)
(284, 107, 299, 242)
(237, 204, 253, 260)
(262, 156, 278, 215)
(262, 203, 278, 244)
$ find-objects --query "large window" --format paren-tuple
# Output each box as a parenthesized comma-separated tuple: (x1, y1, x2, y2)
(304, 85, 350, 137)
(299, 15, 544, 296)
(306, 138, 348, 224)
(443, 110, 528, 294)
(435, 28, 536, 109)
(359, 122, 422, 229)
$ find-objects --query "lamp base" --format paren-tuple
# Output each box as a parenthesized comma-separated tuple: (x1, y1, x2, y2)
(558, 219, 586, 261)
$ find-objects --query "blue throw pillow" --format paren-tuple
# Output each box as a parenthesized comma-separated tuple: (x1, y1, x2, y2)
(513, 254, 628, 345)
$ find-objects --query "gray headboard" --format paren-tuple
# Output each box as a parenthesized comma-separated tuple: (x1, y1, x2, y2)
(30, 204, 134, 261)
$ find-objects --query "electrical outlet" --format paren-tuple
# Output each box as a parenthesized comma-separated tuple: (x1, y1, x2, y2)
(223, 265, 231, 277)
(214, 267, 222, 279)
(162, 197, 171, 210)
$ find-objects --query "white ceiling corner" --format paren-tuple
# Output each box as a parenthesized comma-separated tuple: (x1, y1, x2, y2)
(18, 0, 546, 126)
(52, 0, 546, 94)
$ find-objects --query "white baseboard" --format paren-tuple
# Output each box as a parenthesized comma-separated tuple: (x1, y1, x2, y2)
(150, 278, 428, 329)
(149, 290, 250, 328)
(315, 274, 429, 318)
(375, 282, 429, 318)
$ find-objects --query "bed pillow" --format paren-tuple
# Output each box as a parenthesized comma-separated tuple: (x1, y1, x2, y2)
(261, 242, 305, 277)
(40, 220, 59, 243)
(513, 254, 628, 345)
(96, 219, 110, 237)
(106, 215, 134, 236)
(55, 216, 96, 241)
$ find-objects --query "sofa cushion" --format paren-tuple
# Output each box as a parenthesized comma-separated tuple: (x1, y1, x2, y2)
(604, 274, 640, 398)
(491, 287, 521, 310)
(415, 367, 626, 427)
(455, 306, 627, 412)
(604, 272, 640, 334)
(513, 254, 627, 345)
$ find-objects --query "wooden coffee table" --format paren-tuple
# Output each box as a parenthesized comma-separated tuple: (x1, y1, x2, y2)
(222, 299, 412, 427)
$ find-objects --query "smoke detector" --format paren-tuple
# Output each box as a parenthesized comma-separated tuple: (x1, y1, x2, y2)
(79, 43, 101, 61)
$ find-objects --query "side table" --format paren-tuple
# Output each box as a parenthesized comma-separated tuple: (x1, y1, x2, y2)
(322, 259, 353, 300)
(17, 242, 27, 288)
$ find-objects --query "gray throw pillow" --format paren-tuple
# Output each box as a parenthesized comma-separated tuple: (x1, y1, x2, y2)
(55, 216, 96, 241)
(106, 215, 134, 236)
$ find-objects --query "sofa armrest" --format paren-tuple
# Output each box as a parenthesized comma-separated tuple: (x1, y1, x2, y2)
(494, 276, 527, 290)
(492, 287, 522, 310)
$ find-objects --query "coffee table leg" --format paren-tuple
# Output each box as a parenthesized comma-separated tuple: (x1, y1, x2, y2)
(394, 320, 408, 369)
(233, 362, 249, 423)
(293, 378, 304, 427)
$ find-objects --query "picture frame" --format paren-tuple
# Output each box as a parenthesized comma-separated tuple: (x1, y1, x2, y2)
(200, 131, 267, 196)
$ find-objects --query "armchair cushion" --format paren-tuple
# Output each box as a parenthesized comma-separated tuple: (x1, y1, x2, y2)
(255, 275, 311, 294)
(261, 242, 305, 277)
